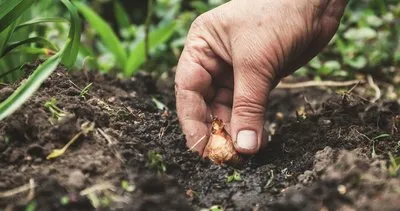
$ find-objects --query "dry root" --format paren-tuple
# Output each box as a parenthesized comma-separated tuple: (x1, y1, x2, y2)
(203, 118, 240, 165)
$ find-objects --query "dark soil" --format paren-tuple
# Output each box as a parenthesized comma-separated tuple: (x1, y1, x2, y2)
(0, 63, 399, 211)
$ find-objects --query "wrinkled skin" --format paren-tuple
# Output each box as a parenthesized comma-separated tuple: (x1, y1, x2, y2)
(175, 0, 348, 155)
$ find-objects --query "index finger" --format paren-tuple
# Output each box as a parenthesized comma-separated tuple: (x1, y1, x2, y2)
(175, 39, 212, 153)
(175, 34, 230, 153)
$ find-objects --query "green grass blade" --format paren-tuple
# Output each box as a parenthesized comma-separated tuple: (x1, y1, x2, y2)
(1, 37, 58, 58)
(79, 45, 97, 69)
(114, 1, 131, 30)
(0, 65, 23, 81)
(7, 47, 51, 56)
(15, 17, 68, 30)
(0, 21, 18, 79)
(74, 1, 127, 68)
(124, 21, 177, 76)
(0, 21, 18, 59)
(60, 0, 81, 68)
(0, 0, 36, 32)
(0, 42, 67, 120)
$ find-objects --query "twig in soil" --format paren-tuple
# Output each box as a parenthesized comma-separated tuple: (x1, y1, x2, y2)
(25, 178, 35, 202)
(347, 81, 359, 94)
(276, 80, 362, 89)
(69, 80, 84, 92)
(352, 127, 371, 141)
(264, 170, 274, 189)
(303, 96, 315, 114)
(0, 179, 35, 198)
(68, 80, 93, 98)
(392, 115, 399, 135)
(97, 128, 115, 145)
(80, 182, 116, 196)
(122, 106, 135, 118)
(367, 75, 381, 103)
(80, 183, 120, 208)
(97, 128, 125, 163)
(340, 82, 369, 105)
(158, 127, 166, 139)
(103, 190, 130, 204)
(187, 135, 206, 152)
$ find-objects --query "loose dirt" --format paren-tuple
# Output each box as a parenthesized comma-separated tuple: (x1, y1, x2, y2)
(0, 63, 399, 211)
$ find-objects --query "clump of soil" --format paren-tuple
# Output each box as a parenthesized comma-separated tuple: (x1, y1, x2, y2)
(272, 148, 400, 211)
(0, 63, 399, 211)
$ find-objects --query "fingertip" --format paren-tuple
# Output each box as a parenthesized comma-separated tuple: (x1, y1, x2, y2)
(234, 129, 260, 154)
(182, 120, 210, 154)
(233, 127, 269, 154)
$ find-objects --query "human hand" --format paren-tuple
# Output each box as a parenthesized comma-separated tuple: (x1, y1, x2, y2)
(175, 0, 348, 155)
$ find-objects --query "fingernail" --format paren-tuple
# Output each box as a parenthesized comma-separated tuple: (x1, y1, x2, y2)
(237, 130, 258, 150)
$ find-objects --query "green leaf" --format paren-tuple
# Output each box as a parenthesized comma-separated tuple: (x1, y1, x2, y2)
(60, 196, 69, 205)
(114, 1, 131, 30)
(324, 61, 341, 70)
(0, 42, 66, 120)
(121, 180, 135, 192)
(15, 17, 68, 30)
(318, 60, 341, 75)
(60, 0, 81, 68)
(344, 27, 377, 40)
(0, 0, 36, 33)
(226, 170, 242, 183)
(0, 21, 18, 58)
(309, 56, 322, 69)
(78, 45, 97, 69)
(344, 56, 367, 69)
(190, 1, 210, 13)
(25, 201, 37, 211)
(152, 97, 167, 110)
(209, 205, 223, 211)
(0, 65, 23, 80)
(6, 46, 50, 55)
(74, 1, 127, 68)
(124, 21, 177, 76)
(366, 14, 383, 27)
(373, 133, 390, 140)
(233, 171, 241, 181)
(1, 37, 58, 58)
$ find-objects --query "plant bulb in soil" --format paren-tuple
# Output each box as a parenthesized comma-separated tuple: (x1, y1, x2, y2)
(203, 118, 239, 165)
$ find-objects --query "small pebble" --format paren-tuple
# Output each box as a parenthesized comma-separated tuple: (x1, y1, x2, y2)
(318, 118, 332, 126)
(67, 170, 86, 189)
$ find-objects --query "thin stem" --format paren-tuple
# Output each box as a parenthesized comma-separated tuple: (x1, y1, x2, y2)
(144, 0, 154, 61)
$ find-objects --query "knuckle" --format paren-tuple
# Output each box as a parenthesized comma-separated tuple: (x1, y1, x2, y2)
(184, 40, 205, 64)
(184, 14, 215, 64)
(190, 12, 212, 31)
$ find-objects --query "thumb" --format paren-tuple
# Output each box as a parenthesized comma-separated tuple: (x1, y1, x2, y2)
(231, 60, 275, 154)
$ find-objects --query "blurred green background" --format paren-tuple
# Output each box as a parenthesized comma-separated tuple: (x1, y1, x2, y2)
(1, 0, 399, 81)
